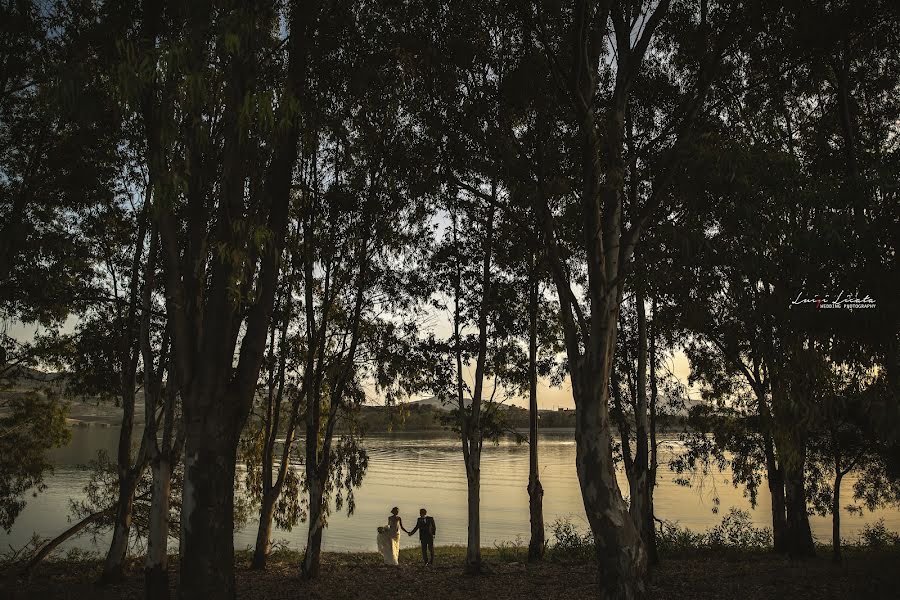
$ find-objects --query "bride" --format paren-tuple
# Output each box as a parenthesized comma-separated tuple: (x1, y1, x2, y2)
(376, 506, 408, 565)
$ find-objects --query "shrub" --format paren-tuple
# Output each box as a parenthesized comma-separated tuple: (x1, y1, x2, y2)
(704, 508, 772, 551)
(548, 518, 595, 561)
(493, 535, 527, 562)
(859, 519, 900, 551)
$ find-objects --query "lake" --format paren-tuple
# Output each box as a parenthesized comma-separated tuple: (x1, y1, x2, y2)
(3, 426, 898, 555)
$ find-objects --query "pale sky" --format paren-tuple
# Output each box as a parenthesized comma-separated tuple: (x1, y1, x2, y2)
(4, 310, 695, 411)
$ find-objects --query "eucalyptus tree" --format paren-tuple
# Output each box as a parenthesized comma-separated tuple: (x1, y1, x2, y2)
(667, 0, 900, 561)
(506, 2, 756, 595)
(295, 2, 437, 577)
(108, 0, 320, 595)
(243, 260, 305, 571)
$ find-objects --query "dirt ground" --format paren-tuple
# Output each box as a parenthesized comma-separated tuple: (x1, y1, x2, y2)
(3, 548, 898, 599)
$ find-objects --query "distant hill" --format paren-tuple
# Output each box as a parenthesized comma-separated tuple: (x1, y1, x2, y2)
(0, 366, 68, 391)
(404, 395, 469, 409)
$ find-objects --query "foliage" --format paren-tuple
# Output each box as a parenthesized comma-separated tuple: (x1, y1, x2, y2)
(0, 392, 70, 532)
(546, 518, 596, 562)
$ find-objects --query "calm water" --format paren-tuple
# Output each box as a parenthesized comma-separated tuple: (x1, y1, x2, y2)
(3, 426, 898, 554)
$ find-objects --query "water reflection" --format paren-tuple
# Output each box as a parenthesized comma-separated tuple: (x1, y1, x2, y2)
(2, 426, 897, 554)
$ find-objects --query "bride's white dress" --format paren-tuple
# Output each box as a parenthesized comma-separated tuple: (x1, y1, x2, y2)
(376, 515, 401, 565)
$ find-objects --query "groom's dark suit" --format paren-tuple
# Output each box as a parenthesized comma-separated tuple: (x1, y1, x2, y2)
(409, 516, 436, 564)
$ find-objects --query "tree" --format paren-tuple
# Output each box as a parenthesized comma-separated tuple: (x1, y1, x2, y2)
(118, 1, 312, 595)
(514, 2, 752, 595)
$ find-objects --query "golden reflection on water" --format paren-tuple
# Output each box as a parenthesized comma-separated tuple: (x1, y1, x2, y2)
(3, 427, 897, 554)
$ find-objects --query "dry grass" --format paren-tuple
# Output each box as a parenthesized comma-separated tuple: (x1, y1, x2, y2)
(2, 546, 898, 599)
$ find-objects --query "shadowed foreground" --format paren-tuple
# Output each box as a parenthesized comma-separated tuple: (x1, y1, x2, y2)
(3, 547, 898, 599)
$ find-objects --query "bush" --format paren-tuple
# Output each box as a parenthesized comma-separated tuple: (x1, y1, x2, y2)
(656, 520, 706, 554)
(493, 535, 527, 562)
(547, 518, 595, 561)
(859, 519, 900, 551)
(704, 508, 772, 551)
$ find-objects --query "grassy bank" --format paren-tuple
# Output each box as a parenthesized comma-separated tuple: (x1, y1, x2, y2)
(3, 544, 898, 599)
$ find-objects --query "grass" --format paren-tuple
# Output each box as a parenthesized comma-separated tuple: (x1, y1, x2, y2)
(4, 513, 898, 599)
(4, 545, 899, 600)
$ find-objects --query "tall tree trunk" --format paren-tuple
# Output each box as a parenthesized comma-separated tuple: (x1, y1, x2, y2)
(783, 444, 815, 558)
(301, 476, 325, 579)
(179, 400, 240, 598)
(575, 381, 647, 599)
(252, 491, 278, 569)
(102, 472, 139, 582)
(576, 308, 647, 600)
(527, 256, 544, 562)
(465, 451, 482, 571)
(832, 470, 843, 563)
(630, 287, 651, 555)
(763, 436, 788, 553)
(146, 458, 172, 600)
(646, 300, 659, 566)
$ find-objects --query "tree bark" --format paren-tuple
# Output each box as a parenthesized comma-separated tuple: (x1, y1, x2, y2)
(832, 470, 842, 563)
(527, 257, 544, 562)
(630, 287, 651, 556)
(764, 437, 788, 553)
(178, 405, 240, 598)
(252, 491, 278, 569)
(575, 313, 648, 600)
(465, 452, 482, 572)
(783, 450, 815, 558)
(22, 507, 115, 577)
(301, 477, 325, 579)
(145, 458, 172, 600)
(101, 472, 139, 582)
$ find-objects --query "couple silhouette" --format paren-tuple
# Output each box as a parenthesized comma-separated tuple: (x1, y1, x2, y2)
(376, 507, 437, 566)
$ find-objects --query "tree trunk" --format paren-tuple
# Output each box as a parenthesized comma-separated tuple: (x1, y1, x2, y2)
(251, 491, 278, 570)
(527, 262, 544, 562)
(765, 451, 788, 553)
(756, 384, 788, 553)
(576, 309, 647, 600)
(574, 385, 647, 600)
(465, 453, 482, 572)
(101, 472, 138, 582)
(178, 411, 239, 599)
(832, 471, 842, 563)
(630, 288, 651, 557)
(21, 507, 115, 577)
(146, 458, 172, 600)
(301, 478, 324, 579)
(646, 306, 659, 566)
(783, 455, 815, 558)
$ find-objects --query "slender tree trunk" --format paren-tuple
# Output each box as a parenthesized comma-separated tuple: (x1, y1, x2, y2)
(146, 458, 172, 600)
(646, 301, 659, 566)
(527, 259, 544, 562)
(102, 472, 138, 582)
(630, 288, 651, 556)
(765, 444, 788, 553)
(756, 385, 788, 553)
(21, 507, 115, 577)
(252, 492, 278, 569)
(575, 383, 647, 600)
(465, 452, 482, 572)
(302, 477, 325, 579)
(832, 470, 842, 563)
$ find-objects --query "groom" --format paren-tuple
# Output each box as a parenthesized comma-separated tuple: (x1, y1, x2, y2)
(408, 508, 436, 565)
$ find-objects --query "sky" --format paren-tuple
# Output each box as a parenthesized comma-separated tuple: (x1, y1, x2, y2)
(5, 303, 697, 412)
